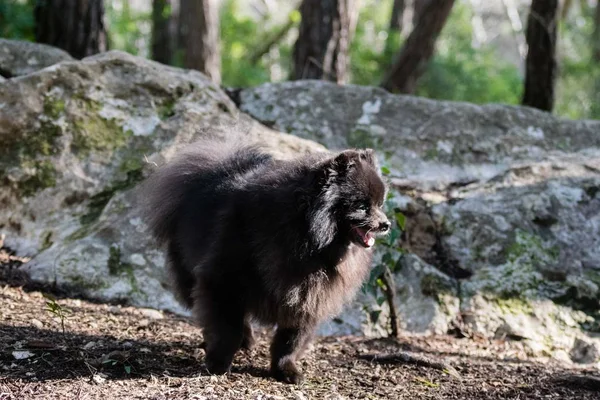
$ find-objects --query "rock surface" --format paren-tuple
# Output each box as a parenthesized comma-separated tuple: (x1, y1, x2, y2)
(0, 50, 325, 314)
(2, 47, 599, 366)
(0, 39, 74, 78)
(238, 81, 600, 363)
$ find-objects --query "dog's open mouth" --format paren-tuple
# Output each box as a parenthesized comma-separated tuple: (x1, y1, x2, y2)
(352, 227, 375, 248)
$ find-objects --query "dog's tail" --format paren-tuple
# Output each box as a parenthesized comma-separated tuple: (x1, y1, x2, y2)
(138, 138, 271, 246)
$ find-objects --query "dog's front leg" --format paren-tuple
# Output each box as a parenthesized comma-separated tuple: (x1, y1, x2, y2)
(270, 326, 314, 384)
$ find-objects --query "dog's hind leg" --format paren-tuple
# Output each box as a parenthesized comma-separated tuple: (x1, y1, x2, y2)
(166, 243, 195, 308)
(193, 280, 246, 375)
(240, 320, 255, 350)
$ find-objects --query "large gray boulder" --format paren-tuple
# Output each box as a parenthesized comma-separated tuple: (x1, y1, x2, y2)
(0, 39, 74, 78)
(0, 51, 325, 313)
(238, 81, 600, 363)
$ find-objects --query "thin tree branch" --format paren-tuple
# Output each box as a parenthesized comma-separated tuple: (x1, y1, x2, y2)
(249, 18, 297, 65)
(380, 265, 400, 339)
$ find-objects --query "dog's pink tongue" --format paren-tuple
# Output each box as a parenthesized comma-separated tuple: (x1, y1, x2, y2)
(359, 230, 375, 247)
(365, 235, 375, 247)
(355, 228, 375, 248)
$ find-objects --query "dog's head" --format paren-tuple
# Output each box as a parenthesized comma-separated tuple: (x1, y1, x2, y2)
(310, 149, 390, 250)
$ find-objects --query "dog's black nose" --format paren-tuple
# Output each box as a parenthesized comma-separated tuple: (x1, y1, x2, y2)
(378, 220, 391, 232)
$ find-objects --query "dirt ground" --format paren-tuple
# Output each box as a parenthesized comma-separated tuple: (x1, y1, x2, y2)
(1, 247, 600, 399)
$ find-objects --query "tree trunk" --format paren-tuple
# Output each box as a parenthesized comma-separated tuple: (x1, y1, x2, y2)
(385, 0, 406, 62)
(249, 15, 298, 65)
(179, 0, 221, 84)
(381, 0, 455, 94)
(292, 0, 354, 84)
(390, 0, 405, 31)
(522, 0, 558, 112)
(152, 0, 175, 65)
(412, 0, 431, 26)
(594, 0, 600, 61)
(34, 0, 107, 59)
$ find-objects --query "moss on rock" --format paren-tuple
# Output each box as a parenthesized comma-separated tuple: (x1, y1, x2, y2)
(28, 121, 62, 158)
(108, 245, 132, 275)
(107, 245, 140, 295)
(421, 273, 455, 302)
(505, 230, 560, 264)
(0, 96, 64, 198)
(71, 115, 130, 156)
(17, 160, 57, 197)
(493, 297, 534, 315)
(43, 96, 66, 119)
(40, 230, 54, 251)
(65, 225, 92, 243)
(65, 273, 108, 291)
(157, 98, 176, 120)
(79, 167, 144, 227)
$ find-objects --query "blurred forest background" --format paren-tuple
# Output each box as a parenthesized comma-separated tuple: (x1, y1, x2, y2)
(1, 0, 599, 120)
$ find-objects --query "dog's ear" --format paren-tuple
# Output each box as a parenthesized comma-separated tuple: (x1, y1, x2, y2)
(329, 150, 360, 174)
(308, 187, 338, 250)
(309, 154, 348, 249)
(359, 149, 378, 167)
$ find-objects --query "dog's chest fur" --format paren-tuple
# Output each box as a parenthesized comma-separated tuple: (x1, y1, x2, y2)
(252, 245, 372, 328)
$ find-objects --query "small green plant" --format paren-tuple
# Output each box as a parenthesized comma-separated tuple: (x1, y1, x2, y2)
(101, 351, 133, 375)
(361, 165, 406, 338)
(43, 293, 70, 336)
(102, 358, 132, 375)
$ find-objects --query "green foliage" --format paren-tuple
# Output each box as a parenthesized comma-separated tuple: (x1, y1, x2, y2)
(220, 0, 270, 87)
(105, 0, 151, 57)
(417, 4, 522, 105)
(43, 293, 70, 336)
(350, 0, 396, 86)
(102, 357, 132, 375)
(361, 165, 406, 331)
(555, 4, 600, 120)
(220, 0, 298, 87)
(101, 351, 134, 375)
(351, 1, 522, 106)
(0, 0, 35, 41)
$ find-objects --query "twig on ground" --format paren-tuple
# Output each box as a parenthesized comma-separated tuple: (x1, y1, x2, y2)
(380, 265, 400, 339)
(358, 351, 461, 380)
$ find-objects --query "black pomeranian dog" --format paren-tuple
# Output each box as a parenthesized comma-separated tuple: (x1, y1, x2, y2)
(140, 139, 390, 383)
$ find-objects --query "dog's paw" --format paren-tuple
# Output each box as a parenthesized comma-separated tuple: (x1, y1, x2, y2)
(205, 357, 232, 375)
(272, 359, 304, 384)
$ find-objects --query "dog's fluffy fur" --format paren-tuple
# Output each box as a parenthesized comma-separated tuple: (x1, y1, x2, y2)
(140, 139, 389, 383)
